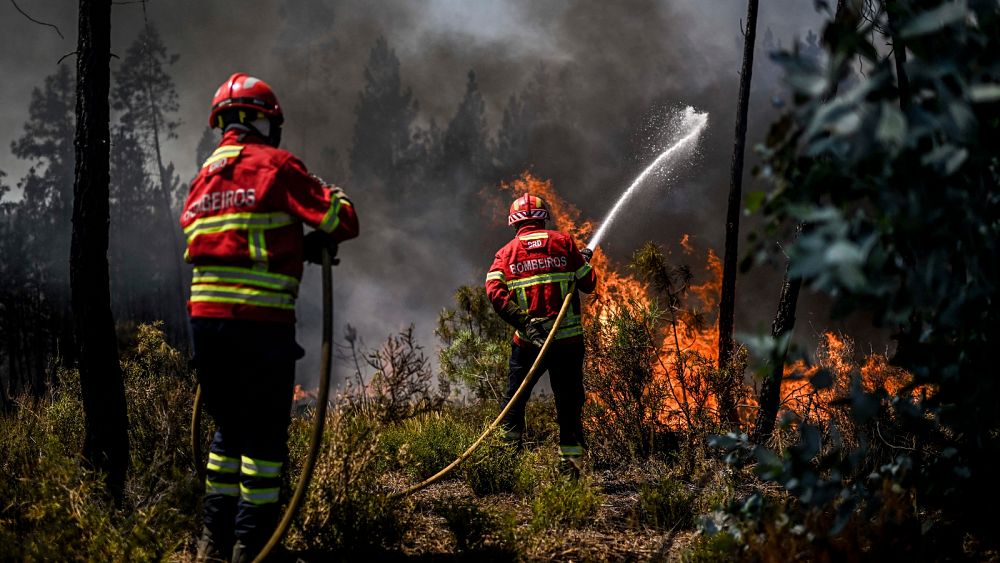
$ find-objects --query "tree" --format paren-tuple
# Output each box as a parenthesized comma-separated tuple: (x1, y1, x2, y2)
(111, 18, 187, 341)
(440, 70, 492, 189)
(495, 65, 556, 180)
(751, 0, 854, 445)
(2, 65, 79, 396)
(71, 0, 129, 501)
(716, 0, 760, 427)
(349, 36, 417, 194)
(736, 0, 1000, 552)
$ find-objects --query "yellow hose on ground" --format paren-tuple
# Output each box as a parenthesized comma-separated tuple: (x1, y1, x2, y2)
(389, 286, 576, 500)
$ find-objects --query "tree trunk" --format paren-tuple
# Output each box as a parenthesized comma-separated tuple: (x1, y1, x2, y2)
(71, 0, 129, 501)
(751, 0, 852, 445)
(884, 0, 911, 110)
(717, 0, 759, 427)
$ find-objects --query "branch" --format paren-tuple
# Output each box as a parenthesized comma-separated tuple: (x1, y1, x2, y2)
(10, 0, 63, 38)
(57, 51, 78, 65)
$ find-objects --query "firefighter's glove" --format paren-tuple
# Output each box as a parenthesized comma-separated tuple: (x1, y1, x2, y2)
(499, 301, 532, 331)
(525, 317, 555, 348)
(580, 248, 593, 263)
(304, 230, 340, 265)
(329, 184, 351, 204)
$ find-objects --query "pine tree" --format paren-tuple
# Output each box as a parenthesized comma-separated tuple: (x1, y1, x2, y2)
(111, 21, 187, 341)
(440, 70, 492, 189)
(349, 36, 417, 194)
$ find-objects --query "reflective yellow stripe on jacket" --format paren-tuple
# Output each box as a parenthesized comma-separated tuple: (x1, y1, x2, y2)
(183, 211, 296, 245)
(201, 145, 244, 169)
(319, 196, 346, 233)
(192, 266, 300, 296)
(190, 284, 295, 311)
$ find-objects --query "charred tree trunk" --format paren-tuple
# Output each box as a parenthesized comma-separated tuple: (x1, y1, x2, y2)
(717, 0, 759, 427)
(71, 0, 129, 501)
(751, 0, 852, 445)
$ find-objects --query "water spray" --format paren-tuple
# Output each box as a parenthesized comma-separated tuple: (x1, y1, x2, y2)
(392, 107, 709, 500)
(587, 107, 709, 251)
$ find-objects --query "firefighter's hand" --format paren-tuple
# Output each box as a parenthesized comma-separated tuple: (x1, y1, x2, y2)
(304, 231, 340, 265)
(580, 248, 593, 263)
(525, 317, 554, 348)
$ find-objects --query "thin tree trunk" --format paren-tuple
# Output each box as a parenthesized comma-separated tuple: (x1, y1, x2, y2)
(717, 0, 760, 427)
(141, 1, 188, 345)
(751, 0, 852, 445)
(884, 0, 911, 110)
(71, 0, 129, 501)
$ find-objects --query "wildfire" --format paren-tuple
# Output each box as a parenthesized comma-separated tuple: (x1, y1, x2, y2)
(497, 172, 912, 432)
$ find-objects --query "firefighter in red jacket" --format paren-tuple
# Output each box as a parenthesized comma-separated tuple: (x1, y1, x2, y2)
(182, 73, 358, 562)
(485, 194, 596, 475)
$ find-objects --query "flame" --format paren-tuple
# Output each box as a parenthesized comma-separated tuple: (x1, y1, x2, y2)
(495, 172, 913, 432)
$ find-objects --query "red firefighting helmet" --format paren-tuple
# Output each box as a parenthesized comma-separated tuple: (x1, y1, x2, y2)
(208, 73, 283, 129)
(508, 194, 550, 226)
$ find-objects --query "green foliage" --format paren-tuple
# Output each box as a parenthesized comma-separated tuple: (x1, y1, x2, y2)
(293, 407, 404, 556)
(530, 476, 600, 531)
(638, 476, 696, 530)
(681, 531, 741, 563)
(379, 410, 478, 480)
(461, 434, 522, 496)
(733, 0, 1000, 557)
(436, 285, 511, 403)
(434, 498, 519, 558)
(0, 323, 199, 561)
(584, 299, 673, 462)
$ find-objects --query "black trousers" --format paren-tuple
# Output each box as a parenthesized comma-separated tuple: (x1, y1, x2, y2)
(500, 340, 585, 455)
(191, 318, 303, 550)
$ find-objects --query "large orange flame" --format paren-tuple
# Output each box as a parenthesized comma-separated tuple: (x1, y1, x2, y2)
(495, 172, 913, 432)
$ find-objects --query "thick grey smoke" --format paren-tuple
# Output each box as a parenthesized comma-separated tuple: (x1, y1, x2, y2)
(2, 0, 851, 390)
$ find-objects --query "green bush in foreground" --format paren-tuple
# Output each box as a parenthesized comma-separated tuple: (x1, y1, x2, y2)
(530, 476, 600, 531)
(379, 410, 478, 479)
(0, 323, 199, 561)
(461, 433, 522, 496)
(637, 476, 696, 530)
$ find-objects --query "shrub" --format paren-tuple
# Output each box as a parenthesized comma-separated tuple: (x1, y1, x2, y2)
(637, 476, 696, 530)
(436, 286, 512, 403)
(434, 498, 519, 558)
(681, 531, 741, 563)
(530, 476, 600, 531)
(293, 406, 404, 556)
(0, 322, 200, 561)
(379, 410, 478, 480)
(461, 433, 521, 496)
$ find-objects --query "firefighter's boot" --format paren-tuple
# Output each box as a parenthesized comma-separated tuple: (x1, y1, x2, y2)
(500, 426, 524, 452)
(559, 444, 583, 480)
(195, 526, 231, 562)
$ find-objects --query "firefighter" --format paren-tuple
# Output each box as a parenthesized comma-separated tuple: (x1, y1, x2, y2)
(182, 73, 359, 562)
(485, 194, 596, 476)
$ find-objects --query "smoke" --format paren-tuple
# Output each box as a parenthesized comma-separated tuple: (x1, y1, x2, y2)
(1, 0, 850, 390)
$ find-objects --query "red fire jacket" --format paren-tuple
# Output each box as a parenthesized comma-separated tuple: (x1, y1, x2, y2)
(180, 130, 358, 324)
(485, 224, 597, 344)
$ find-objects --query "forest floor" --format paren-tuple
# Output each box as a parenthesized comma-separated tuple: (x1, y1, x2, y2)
(389, 467, 694, 562)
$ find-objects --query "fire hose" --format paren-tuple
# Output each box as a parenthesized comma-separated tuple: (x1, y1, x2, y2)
(389, 284, 576, 500)
(190, 247, 335, 563)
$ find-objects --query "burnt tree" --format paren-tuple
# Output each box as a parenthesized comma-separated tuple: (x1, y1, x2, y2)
(70, 0, 129, 499)
(717, 0, 759, 427)
(751, 0, 854, 445)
